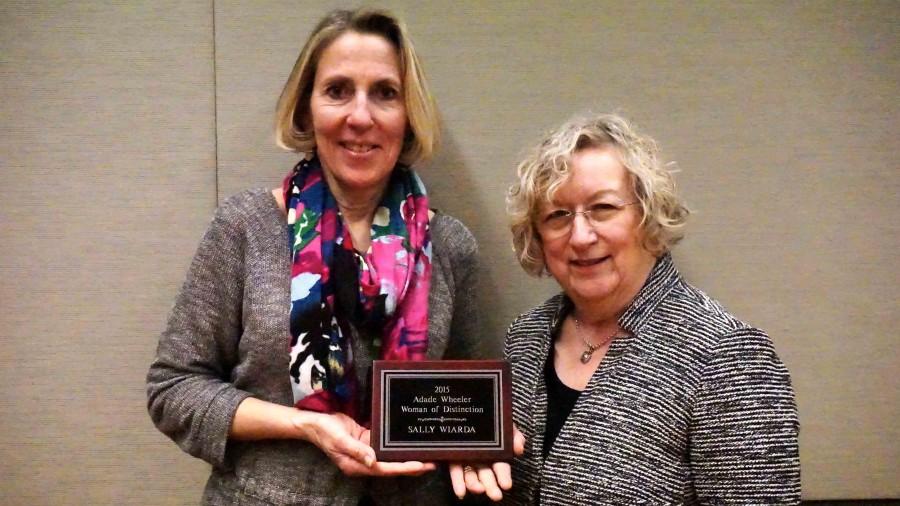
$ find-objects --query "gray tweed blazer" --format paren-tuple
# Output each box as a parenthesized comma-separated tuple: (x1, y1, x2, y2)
(505, 254, 801, 505)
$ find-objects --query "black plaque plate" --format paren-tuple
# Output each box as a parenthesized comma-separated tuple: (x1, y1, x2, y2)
(371, 360, 513, 461)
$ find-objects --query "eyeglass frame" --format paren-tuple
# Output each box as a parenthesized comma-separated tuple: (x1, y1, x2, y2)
(536, 200, 640, 239)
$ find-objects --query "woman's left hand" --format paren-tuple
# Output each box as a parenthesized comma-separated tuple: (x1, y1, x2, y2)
(448, 428, 526, 501)
(355, 428, 438, 477)
(297, 411, 436, 477)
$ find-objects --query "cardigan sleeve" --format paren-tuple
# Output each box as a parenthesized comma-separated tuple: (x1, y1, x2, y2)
(437, 215, 484, 360)
(146, 201, 254, 470)
(689, 327, 801, 504)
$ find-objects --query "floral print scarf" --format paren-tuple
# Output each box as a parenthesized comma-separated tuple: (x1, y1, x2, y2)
(283, 157, 432, 421)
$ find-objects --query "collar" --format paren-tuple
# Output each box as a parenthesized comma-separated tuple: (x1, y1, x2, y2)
(618, 252, 680, 335)
(547, 252, 680, 338)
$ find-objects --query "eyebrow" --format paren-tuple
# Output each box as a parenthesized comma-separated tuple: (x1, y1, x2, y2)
(586, 189, 625, 200)
(317, 74, 401, 88)
(548, 189, 626, 207)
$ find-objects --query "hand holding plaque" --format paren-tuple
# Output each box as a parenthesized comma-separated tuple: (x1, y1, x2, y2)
(371, 360, 514, 461)
(298, 410, 436, 477)
(448, 428, 526, 501)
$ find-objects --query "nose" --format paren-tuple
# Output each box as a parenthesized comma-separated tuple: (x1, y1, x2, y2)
(568, 213, 597, 248)
(347, 92, 374, 129)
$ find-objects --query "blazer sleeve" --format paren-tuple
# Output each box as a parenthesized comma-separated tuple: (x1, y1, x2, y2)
(146, 202, 253, 470)
(689, 327, 801, 504)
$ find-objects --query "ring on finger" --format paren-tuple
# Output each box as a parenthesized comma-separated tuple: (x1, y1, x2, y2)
(463, 465, 475, 474)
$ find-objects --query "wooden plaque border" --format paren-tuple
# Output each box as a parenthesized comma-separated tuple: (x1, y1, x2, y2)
(371, 360, 514, 461)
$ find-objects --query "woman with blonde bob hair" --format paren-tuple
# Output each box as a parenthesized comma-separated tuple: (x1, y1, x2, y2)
(452, 113, 800, 503)
(149, 8, 482, 505)
(275, 7, 439, 166)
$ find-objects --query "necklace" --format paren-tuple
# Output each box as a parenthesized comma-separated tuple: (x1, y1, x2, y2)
(573, 316, 621, 364)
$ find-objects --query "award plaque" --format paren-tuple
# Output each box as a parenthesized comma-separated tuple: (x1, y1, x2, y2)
(371, 360, 513, 461)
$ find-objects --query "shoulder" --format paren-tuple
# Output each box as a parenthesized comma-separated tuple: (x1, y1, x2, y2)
(655, 278, 787, 377)
(430, 211, 477, 256)
(704, 324, 788, 382)
(506, 293, 564, 347)
(429, 212, 478, 275)
(206, 188, 281, 238)
(509, 294, 563, 331)
(216, 188, 277, 222)
(657, 278, 759, 343)
(183, 191, 277, 280)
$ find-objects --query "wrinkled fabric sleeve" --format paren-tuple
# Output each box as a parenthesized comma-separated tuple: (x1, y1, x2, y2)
(146, 202, 253, 470)
(690, 327, 801, 504)
(440, 217, 483, 360)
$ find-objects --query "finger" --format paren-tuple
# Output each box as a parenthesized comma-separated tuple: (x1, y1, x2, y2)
(345, 439, 376, 467)
(370, 460, 436, 477)
(331, 429, 375, 467)
(513, 427, 526, 456)
(477, 466, 502, 501)
(464, 465, 485, 494)
(492, 461, 513, 490)
(334, 455, 373, 477)
(448, 463, 467, 499)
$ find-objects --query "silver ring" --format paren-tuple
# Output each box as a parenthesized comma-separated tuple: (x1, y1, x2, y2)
(463, 465, 475, 474)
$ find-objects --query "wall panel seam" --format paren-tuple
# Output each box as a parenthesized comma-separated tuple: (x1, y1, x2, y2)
(212, 0, 220, 206)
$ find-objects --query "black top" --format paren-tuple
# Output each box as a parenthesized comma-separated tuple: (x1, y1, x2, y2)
(542, 348, 582, 459)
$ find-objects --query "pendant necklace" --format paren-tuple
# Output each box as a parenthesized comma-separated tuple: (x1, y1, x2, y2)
(573, 316, 621, 364)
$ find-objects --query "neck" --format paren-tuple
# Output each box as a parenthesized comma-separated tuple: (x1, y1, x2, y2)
(321, 170, 388, 225)
(570, 304, 622, 329)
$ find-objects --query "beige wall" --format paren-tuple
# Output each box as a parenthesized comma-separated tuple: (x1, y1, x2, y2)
(1, 1, 897, 503)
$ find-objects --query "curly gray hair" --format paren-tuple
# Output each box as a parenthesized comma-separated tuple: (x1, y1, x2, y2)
(507, 113, 689, 276)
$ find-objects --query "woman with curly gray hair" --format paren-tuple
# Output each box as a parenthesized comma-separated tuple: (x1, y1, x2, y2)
(451, 113, 800, 504)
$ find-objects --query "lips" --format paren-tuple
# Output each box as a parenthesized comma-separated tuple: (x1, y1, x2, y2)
(339, 141, 378, 154)
(570, 255, 610, 267)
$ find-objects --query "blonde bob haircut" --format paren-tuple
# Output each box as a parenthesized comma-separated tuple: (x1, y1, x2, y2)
(508, 113, 690, 277)
(274, 8, 440, 166)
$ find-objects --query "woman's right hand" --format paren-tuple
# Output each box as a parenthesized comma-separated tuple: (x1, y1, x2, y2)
(298, 411, 436, 477)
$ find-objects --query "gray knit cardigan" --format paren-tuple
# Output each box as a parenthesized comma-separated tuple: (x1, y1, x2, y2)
(147, 189, 481, 505)
(505, 254, 801, 505)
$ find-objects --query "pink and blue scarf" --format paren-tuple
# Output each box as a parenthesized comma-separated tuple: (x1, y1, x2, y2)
(284, 157, 432, 421)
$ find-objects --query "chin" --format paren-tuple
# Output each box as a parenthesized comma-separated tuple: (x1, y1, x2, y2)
(566, 284, 613, 303)
(345, 175, 388, 190)
(331, 167, 387, 186)
(580, 271, 623, 293)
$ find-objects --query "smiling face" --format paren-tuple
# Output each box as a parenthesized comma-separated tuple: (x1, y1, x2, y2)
(538, 146, 657, 314)
(309, 31, 407, 194)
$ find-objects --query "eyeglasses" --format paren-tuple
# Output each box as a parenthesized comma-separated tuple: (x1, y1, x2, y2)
(538, 201, 638, 239)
